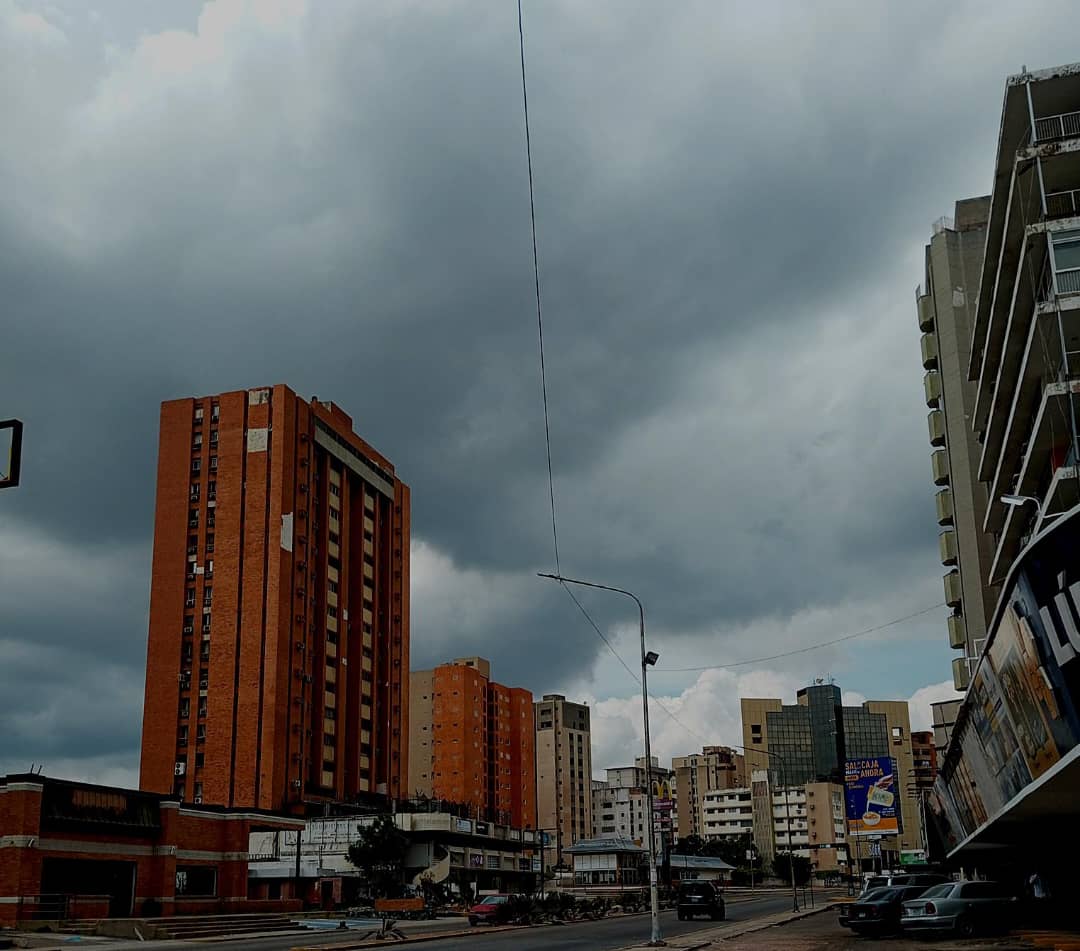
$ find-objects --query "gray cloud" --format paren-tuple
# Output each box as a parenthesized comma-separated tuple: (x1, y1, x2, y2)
(0, 0, 1075, 775)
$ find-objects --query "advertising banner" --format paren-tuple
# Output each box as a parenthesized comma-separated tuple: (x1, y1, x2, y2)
(845, 757, 900, 837)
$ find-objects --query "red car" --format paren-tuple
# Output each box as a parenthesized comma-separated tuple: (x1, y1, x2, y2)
(468, 894, 512, 925)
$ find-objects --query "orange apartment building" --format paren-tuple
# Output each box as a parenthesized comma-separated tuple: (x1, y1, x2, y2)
(408, 658, 535, 828)
(139, 386, 410, 813)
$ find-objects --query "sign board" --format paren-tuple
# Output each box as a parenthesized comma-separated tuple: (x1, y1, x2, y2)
(532, 857, 541, 871)
(454, 818, 472, 834)
(868, 841, 881, 858)
(375, 898, 424, 913)
(900, 850, 927, 866)
(844, 757, 900, 837)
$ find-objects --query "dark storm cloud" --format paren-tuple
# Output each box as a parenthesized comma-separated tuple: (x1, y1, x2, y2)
(1, 0, 1077, 777)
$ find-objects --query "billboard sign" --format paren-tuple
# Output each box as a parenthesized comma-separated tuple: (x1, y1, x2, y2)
(845, 757, 900, 837)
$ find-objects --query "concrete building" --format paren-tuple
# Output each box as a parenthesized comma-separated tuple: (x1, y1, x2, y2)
(930, 698, 962, 758)
(918, 199, 1000, 689)
(911, 731, 938, 791)
(701, 778, 849, 874)
(740, 684, 921, 856)
(591, 757, 673, 847)
(249, 809, 540, 901)
(139, 386, 410, 812)
(926, 65, 1080, 886)
(535, 695, 593, 869)
(407, 657, 535, 828)
(671, 745, 744, 839)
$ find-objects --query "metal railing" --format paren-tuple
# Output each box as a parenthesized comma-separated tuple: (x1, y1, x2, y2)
(1046, 189, 1080, 220)
(1057, 268, 1080, 296)
(1035, 110, 1080, 142)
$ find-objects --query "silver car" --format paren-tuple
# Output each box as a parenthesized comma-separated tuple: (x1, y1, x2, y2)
(900, 880, 1016, 937)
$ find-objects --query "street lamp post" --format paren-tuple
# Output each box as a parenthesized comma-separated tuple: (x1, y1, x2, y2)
(538, 572, 663, 947)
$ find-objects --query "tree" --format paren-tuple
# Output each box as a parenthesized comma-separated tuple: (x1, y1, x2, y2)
(771, 851, 812, 887)
(672, 834, 705, 856)
(347, 815, 409, 898)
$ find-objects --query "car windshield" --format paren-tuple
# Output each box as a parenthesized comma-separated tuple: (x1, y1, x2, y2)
(861, 887, 890, 900)
(863, 877, 887, 891)
(681, 884, 714, 895)
(917, 884, 954, 899)
(867, 887, 903, 902)
(481, 896, 508, 905)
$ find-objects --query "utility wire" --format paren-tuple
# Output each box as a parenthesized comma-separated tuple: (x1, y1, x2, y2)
(561, 581, 642, 685)
(517, 0, 560, 576)
(656, 602, 946, 672)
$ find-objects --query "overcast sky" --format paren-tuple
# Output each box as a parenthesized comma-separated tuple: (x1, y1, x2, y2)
(1, 0, 1076, 786)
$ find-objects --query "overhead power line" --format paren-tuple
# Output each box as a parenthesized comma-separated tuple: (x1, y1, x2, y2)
(656, 602, 947, 673)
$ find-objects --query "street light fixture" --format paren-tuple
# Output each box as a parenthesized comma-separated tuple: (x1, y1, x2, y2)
(1000, 493, 1042, 513)
(538, 572, 664, 947)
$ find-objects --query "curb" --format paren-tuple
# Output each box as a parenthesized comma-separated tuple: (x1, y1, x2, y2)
(291, 924, 522, 951)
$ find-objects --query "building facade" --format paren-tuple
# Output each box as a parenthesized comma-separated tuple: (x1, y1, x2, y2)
(671, 745, 744, 840)
(918, 199, 1000, 688)
(407, 657, 535, 828)
(140, 386, 410, 813)
(741, 684, 921, 854)
(926, 65, 1080, 886)
(591, 757, 674, 846)
(534, 695, 593, 869)
(0, 774, 303, 925)
(911, 731, 938, 791)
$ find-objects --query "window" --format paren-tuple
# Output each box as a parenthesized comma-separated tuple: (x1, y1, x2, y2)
(200, 642, 210, 661)
(328, 580, 338, 594)
(205, 533, 215, 553)
(207, 480, 217, 500)
(187, 536, 198, 555)
(329, 484, 340, 497)
(195, 751, 205, 768)
(191, 458, 201, 473)
(193, 782, 203, 799)
(329, 531, 340, 545)
(198, 700, 207, 718)
(194, 407, 204, 422)
(202, 614, 211, 632)
(178, 726, 189, 746)
(328, 606, 338, 619)
(185, 589, 196, 607)
(209, 456, 218, 471)
(190, 483, 200, 500)
(196, 724, 206, 742)
(329, 508, 339, 522)
(179, 699, 190, 718)
(188, 510, 199, 528)
(206, 559, 214, 577)
(203, 586, 212, 605)
(209, 430, 218, 446)
(175, 866, 216, 897)
(210, 404, 220, 421)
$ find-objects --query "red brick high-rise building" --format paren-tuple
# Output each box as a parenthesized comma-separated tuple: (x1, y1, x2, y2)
(408, 658, 535, 828)
(139, 386, 410, 813)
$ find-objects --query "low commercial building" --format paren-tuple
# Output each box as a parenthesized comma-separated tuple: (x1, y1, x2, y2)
(564, 836, 646, 888)
(0, 773, 303, 925)
(249, 810, 540, 902)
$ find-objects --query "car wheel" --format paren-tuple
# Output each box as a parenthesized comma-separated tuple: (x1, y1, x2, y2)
(956, 915, 976, 938)
(468, 918, 478, 927)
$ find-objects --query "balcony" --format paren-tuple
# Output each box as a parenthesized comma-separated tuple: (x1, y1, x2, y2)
(952, 657, 971, 692)
(931, 449, 950, 486)
(924, 371, 942, 408)
(921, 333, 939, 370)
(939, 529, 958, 565)
(935, 487, 954, 526)
(928, 410, 946, 447)
(917, 292, 935, 332)
(948, 614, 966, 650)
(943, 570, 962, 608)
(1034, 110, 1080, 142)
(1046, 188, 1080, 220)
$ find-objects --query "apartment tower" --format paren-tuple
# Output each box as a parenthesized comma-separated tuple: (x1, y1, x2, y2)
(139, 386, 410, 812)
(918, 198, 1000, 689)
(535, 695, 593, 869)
(408, 657, 536, 828)
(671, 745, 745, 839)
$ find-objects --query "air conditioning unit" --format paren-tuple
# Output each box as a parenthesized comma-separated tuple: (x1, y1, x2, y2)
(183, 626, 193, 635)
(193, 796, 203, 804)
(175, 762, 186, 776)
(292, 779, 302, 788)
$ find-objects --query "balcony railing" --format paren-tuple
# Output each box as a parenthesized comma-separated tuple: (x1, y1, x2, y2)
(1035, 110, 1080, 142)
(1046, 189, 1080, 220)
(1058, 268, 1080, 296)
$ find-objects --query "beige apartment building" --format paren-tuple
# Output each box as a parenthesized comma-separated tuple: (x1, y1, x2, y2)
(741, 684, 921, 862)
(535, 694, 593, 869)
(918, 199, 1000, 689)
(671, 746, 744, 840)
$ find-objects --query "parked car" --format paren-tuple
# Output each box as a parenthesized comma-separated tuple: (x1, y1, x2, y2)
(676, 881, 725, 921)
(901, 880, 1018, 937)
(841, 885, 934, 935)
(859, 871, 948, 896)
(467, 894, 512, 925)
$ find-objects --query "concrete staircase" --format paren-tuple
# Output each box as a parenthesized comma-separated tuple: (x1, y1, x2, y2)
(141, 913, 302, 940)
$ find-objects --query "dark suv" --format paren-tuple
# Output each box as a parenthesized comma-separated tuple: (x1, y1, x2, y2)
(676, 881, 725, 921)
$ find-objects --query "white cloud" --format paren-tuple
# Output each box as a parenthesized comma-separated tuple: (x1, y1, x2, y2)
(1, 1, 66, 46)
(906, 680, 962, 733)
